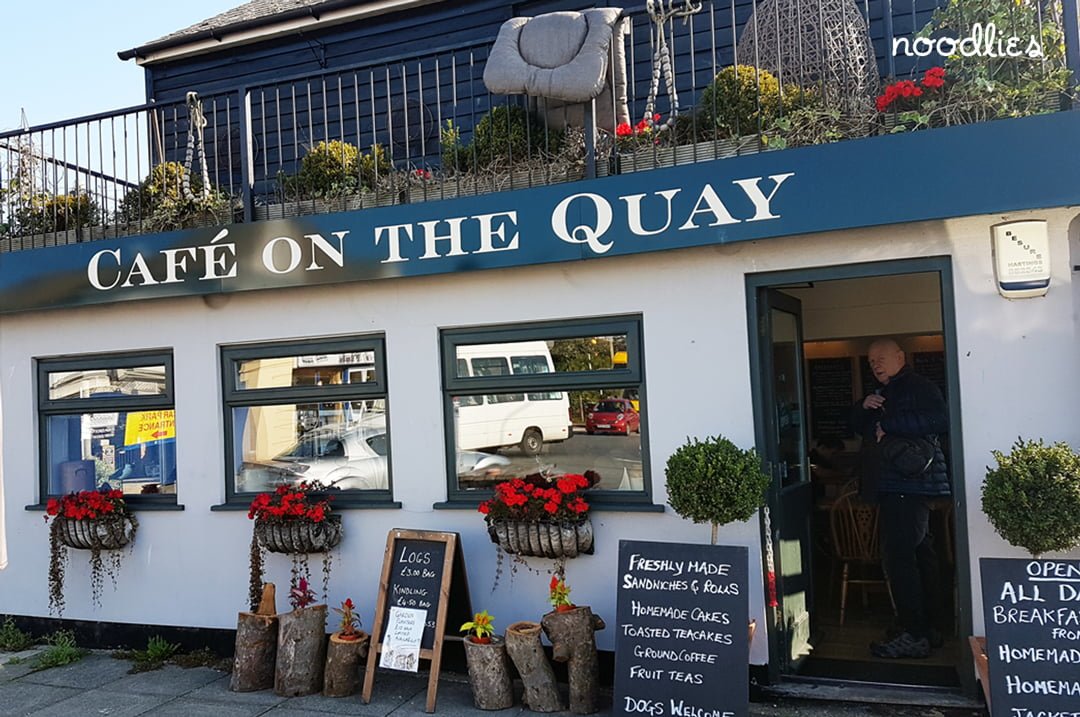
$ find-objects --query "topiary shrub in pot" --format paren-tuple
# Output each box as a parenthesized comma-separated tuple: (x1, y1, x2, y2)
(696, 64, 814, 141)
(665, 435, 771, 544)
(465, 105, 564, 171)
(981, 437, 1080, 558)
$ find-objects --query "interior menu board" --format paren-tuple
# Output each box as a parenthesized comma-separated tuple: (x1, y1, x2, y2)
(808, 357, 854, 439)
(912, 351, 947, 399)
(614, 540, 749, 717)
(979, 558, 1080, 717)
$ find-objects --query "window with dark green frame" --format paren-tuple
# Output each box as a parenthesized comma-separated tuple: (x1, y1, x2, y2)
(37, 351, 177, 507)
(220, 336, 396, 506)
(440, 316, 654, 508)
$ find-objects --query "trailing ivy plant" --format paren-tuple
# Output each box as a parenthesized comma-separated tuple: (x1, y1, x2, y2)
(665, 435, 771, 544)
(982, 437, 1080, 557)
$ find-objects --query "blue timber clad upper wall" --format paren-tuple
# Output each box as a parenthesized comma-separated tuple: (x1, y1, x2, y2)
(146, 0, 936, 103)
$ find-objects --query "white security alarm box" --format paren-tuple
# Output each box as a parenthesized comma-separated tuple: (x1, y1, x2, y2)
(991, 220, 1050, 299)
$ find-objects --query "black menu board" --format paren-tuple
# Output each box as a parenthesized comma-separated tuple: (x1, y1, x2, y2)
(979, 558, 1080, 717)
(808, 357, 854, 439)
(912, 351, 947, 399)
(614, 540, 749, 717)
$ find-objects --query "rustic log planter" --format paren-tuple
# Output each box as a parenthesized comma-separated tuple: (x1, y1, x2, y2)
(231, 612, 279, 691)
(54, 515, 137, 550)
(541, 606, 603, 714)
(505, 621, 562, 712)
(255, 515, 342, 554)
(323, 631, 370, 697)
(231, 584, 278, 692)
(487, 518, 593, 558)
(275, 604, 328, 697)
(462, 635, 514, 710)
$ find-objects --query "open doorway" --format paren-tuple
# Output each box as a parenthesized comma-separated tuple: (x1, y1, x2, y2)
(747, 260, 970, 692)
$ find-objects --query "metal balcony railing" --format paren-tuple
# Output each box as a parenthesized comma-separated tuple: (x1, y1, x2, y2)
(1, 0, 1076, 252)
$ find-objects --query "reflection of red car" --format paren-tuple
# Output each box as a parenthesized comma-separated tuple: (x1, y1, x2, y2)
(585, 398, 640, 435)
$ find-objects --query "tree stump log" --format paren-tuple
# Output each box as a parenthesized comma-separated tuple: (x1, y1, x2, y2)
(541, 607, 601, 715)
(323, 631, 370, 697)
(505, 621, 562, 712)
(274, 605, 328, 697)
(462, 635, 514, 710)
(230, 612, 278, 692)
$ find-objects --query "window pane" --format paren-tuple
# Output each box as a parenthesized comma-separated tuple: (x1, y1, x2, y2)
(236, 351, 378, 390)
(451, 390, 644, 492)
(231, 401, 389, 493)
(454, 336, 628, 379)
(48, 365, 166, 400)
(45, 411, 177, 496)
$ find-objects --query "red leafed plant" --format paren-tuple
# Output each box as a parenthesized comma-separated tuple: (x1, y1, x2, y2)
(289, 577, 317, 610)
(615, 114, 663, 150)
(247, 481, 332, 523)
(45, 489, 138, 616)
(478, 473, 592, 524)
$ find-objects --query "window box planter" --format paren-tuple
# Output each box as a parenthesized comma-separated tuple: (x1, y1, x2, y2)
(53, 514, 137, 551)
(255, 514, 343, 554)
(487, 517, 594, 558)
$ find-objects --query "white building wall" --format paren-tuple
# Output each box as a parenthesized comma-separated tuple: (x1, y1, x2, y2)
(1, 206, 1078, 661)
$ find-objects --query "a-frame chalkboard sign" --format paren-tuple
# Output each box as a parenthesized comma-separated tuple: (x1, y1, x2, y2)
(362, 529, 472, 713)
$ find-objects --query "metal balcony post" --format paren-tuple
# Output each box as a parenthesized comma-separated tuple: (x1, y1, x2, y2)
(1063, 0, 1080, 102)
(585, 98, 597, 180)
(238, 89, 254, 224)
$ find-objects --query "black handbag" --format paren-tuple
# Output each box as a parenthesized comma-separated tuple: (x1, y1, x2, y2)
(880, 434, 937, 477)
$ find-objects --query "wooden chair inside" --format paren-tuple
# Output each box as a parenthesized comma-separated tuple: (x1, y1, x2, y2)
(829, 490, 897, 625)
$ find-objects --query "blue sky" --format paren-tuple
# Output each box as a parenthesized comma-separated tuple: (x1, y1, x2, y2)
(2, 0, 240, 131)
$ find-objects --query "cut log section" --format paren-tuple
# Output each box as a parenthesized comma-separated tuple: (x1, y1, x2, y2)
(323, 631, 370, 698)
(462, 635, 514, 710)
(541, 607, 602, 714)
(505, 621, 562, 712)
(274, 604, 328, 697)
(230, 611, 278, 692)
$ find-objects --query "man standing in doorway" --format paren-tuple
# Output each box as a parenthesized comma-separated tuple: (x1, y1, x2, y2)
(852, 338, 950, 659)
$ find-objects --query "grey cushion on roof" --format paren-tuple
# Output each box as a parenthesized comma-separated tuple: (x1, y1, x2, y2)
(483, 9, 629, 133)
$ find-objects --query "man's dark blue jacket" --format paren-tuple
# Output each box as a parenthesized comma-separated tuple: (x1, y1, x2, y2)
(851, 365, 950, 497)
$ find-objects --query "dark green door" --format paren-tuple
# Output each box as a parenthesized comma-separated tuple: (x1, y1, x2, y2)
(757, 289, 814, 672)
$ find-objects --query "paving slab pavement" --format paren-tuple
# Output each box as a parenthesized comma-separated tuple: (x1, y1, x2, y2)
(0, 650, 988, 717)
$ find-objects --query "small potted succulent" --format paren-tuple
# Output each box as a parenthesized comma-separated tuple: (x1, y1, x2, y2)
(460, 610, 513, 710)
(324, 597, 370, 698)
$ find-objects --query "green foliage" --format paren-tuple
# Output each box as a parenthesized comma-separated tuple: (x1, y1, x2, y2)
(0, 616, 33, 652)
(15, 192, 98, 234)
(111, 635, 180, 673)
(766, 105, 878, 149)
(298, 140, 360, 196)
(448, 106, 563, 171)
(118, 162, 233, 232)
(281, 140, 392, 198)
(31, 630, 85, 671)
(665, 436, 770, 528)
(697, 65, 813, 139)
(916, 0, 1071, 122)
(982, 438, 1080, 557)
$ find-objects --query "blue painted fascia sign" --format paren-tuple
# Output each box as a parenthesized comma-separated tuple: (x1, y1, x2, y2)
(3, 112, 1080, 314)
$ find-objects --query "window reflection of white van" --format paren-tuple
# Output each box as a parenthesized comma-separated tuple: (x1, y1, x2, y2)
(454, 342, 572, 455)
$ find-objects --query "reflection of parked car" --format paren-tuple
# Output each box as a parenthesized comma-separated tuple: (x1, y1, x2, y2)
(240, 421, 509, 492)
(585, 398, 640, 435)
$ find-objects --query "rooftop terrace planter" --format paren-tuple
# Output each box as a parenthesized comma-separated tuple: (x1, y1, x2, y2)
(615, 136, 764, 175)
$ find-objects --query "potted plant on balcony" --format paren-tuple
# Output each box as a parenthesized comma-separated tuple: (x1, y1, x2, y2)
(266, 140, 395, 220)
(116, 161, 234, 233)
(480, 473, 593, 560)
(972, 437, 1080, 704)
(460, 610, 514, 710)
(45, 488, 138, 616)
(323, 597, 370, 697)
(247, 481, 342, 614)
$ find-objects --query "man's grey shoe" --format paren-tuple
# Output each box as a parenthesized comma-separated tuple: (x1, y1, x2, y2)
(870, 631, 931, 659)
